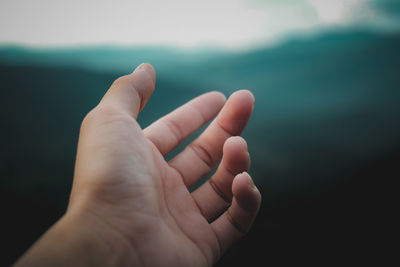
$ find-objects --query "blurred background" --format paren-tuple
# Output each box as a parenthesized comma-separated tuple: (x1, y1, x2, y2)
(1, 0, 399, 265)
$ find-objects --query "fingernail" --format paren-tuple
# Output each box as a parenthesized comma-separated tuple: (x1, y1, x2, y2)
(248, 176, 255, 188)
(133, 63, 146, 73)
(241, 172, 254, 187)
(133, 63, 156, 83)
(245, 152, 251, 171)
(249, 91, 255, 110)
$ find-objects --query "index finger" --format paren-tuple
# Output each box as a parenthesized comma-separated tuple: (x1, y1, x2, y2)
(169, 90, 255, 187)
(144, 91, 226, 155)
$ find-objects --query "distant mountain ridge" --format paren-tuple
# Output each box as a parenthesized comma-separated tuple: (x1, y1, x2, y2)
(1, 28, 400, 188)
(0, 29, 396, 74)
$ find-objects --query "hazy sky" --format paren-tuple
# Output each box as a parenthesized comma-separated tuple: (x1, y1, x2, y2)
(0, 0, 397, 49)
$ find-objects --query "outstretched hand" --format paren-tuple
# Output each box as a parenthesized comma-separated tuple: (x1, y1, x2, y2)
(16, 63, 261, 267)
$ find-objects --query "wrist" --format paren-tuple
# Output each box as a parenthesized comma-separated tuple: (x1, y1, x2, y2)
(15, 204, 137, 267)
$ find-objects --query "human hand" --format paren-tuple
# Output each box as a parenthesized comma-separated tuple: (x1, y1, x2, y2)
(15, 63, 261, 267)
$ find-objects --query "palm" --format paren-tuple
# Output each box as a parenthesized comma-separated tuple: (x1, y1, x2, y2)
(71, 64, 261, 266)
(141, 140, 222, 266)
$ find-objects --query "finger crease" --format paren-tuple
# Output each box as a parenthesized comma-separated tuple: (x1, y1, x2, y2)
(170, 165, 185, 183)
(126, 81, 144, 113)
(209, 179, 231, 204)
(191, 194, 204, 215)
(189, 143, 214, 169)
(187, 104, 207, 125)
(134, 86, 145, 111)
(163, 118, 183, 146)
(216, 119, 237, 137)
(226, 209, 247, 235)
(210, 225, 223, 261)
(224, 165, 238, 178)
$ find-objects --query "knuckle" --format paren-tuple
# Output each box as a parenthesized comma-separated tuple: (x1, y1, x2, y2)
(80, 108, 97, 130)
(94, 105, 123, 118)
(80, 105, 129, 131)
(112, 75, 131, 87)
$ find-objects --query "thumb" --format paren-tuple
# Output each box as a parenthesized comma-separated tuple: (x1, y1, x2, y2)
(100, 63, 156, 118)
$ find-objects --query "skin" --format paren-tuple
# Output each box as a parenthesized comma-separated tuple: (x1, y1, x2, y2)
(15, 63, 262, 267)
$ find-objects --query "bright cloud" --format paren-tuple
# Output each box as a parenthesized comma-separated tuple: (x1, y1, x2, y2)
(0, 0, 390, 50)
(307, 0, 372, 24)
